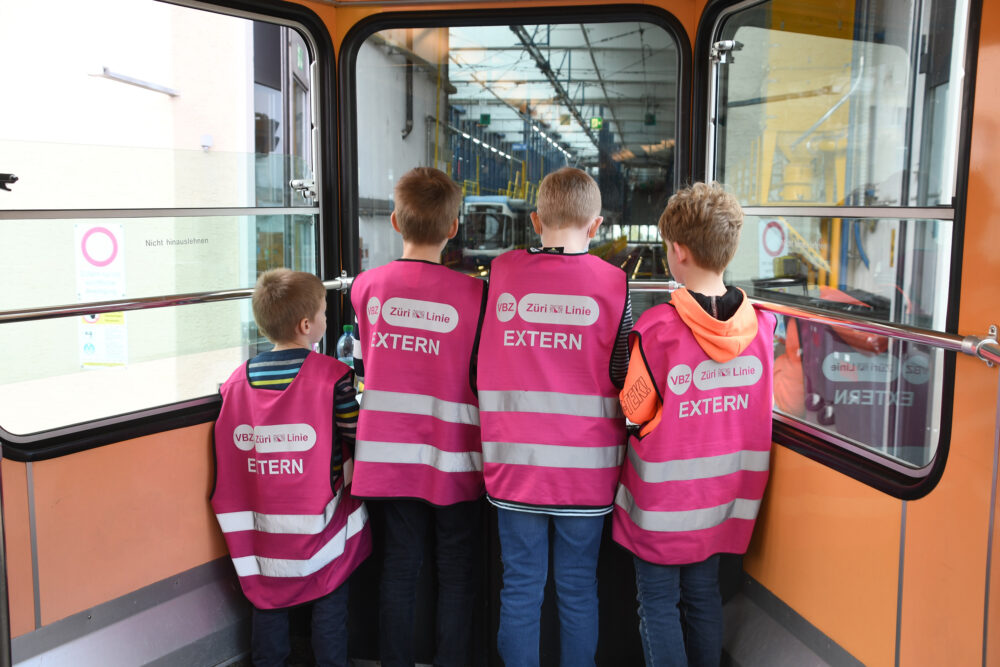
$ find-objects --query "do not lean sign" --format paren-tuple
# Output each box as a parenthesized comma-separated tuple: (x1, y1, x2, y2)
(75, 223, 125, 301)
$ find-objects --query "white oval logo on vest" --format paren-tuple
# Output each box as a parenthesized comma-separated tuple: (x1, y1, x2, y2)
(517, 293, 599, 326)
(692, 356, 764, 390)
(233, 424, 317, 452)
(382, 297, 458, 333)
(496, 292, 517, 322)
(902, 352, 930, 385)
(821, 351, 891, 383)
(667, 364, 693, 395)
(366, 296, 381, 325)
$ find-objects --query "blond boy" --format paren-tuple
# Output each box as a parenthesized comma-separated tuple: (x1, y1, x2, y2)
(212, 268, 370, 666)
(613, 183, 775, 666)
(478, 167, 633, 666)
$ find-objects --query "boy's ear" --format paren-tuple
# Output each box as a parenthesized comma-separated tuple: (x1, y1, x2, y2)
(671, 241, 690, 264)
(390, 211, 401, 233)
(529, 211, 543, 235)
(297, 316, 311, 337)
(446, 218, 459, 240)
(586, 216, 604, 239)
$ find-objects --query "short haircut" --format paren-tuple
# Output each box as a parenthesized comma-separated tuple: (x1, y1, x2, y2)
(658, 182, 743, 273)
(393, 167, 463, 244)
(535, 167, 602, 229)
(252, 268, 326, 344)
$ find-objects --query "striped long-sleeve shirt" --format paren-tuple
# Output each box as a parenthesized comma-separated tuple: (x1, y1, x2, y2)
(247, 347, 359, 479)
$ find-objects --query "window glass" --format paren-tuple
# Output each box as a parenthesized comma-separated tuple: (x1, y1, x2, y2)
(0, 1, 314, 210)
(711, 0, 969, 471)
(354, 21, 681, 296)
(714, 0, 967, 208)
(0, 1, 320, 436)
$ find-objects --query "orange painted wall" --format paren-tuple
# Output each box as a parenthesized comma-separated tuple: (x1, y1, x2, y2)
(3, 460, 35, 638)
(744, 445, 902, 666)
(26, 423, 226, 626)
(946, 1, 1000, 665)
(301, 0, 701, 55)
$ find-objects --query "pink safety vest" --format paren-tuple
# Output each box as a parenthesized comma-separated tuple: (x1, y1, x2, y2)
(612, 303, 775, 565)
(478, 249, 628, 509)
(351, 261, 486, 506)
(211, 352, 371, 610)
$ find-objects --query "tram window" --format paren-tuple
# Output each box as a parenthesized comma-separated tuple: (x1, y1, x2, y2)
(352, 20, 682, 295)
(0, 1, 322, 437)
(708, 0, 971, 474)
(713, 0, 968, 209)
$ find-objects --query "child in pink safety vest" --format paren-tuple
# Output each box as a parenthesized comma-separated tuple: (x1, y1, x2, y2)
(478, 167, 633, 667)
(212, 269, 371, 667)
(350, 167, 487, 667)
(612, 182, 775, 667)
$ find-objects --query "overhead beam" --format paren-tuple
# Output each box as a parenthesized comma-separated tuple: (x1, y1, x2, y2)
(580, 24, 626, 147)
(510, 25, 600, 151)
(450, 45, 676, 54)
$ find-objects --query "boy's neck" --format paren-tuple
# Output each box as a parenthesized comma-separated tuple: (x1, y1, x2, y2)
(401, 240, 446, 263)
(680, 266, 727, 297)
(539, 226, 590, 254)
(270, 341, 311, 352)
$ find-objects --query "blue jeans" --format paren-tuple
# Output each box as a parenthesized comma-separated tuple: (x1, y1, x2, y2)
(251, 582, 349, 667)
(633, 554, 722, 667)
(379, 499, 480, 667)
(496, 508, 604, 667)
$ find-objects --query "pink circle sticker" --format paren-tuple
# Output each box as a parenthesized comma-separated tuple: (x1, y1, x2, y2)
(81, 226, 119, 267)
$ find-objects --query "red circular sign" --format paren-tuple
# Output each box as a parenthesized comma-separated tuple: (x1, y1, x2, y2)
(762, 220, 785, 257)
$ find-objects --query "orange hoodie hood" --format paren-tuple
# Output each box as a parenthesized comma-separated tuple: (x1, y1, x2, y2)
(670, 287, 759, 363)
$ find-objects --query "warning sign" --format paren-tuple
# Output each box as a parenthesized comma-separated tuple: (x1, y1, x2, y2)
(79, 312, 128, 368)
(75, 223, 125, 301)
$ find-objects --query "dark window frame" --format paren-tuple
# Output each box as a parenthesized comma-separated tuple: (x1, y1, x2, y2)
(336, 4, 694, 286)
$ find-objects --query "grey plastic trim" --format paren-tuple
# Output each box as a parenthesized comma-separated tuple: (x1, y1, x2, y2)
(11, 559, 248, 666)
(24, 464, 39, 631)
(742, 206, 954, 221)
(0, 207, 317, 220)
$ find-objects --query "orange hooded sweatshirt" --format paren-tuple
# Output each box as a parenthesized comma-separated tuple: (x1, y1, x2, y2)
(621, 287, 760, 436)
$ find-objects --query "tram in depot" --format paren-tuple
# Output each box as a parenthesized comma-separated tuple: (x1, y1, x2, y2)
(0, 0, 999, 664)
(457, 195, 533, 270)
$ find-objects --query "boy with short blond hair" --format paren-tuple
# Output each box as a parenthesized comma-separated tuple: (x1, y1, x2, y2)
(212, 268, 371, 667)
(478, 166, 633, 666)
(351, 167, 487, 667)
(613, 182, 775, 667)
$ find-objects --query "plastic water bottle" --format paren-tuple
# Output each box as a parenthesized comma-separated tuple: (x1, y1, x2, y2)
(336, 324, 355, 367)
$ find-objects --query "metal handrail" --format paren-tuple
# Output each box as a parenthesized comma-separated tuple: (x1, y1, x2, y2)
(629, 280, 1000, 367)
(0, 277, 354, 325)
(0, 275, 996, 367)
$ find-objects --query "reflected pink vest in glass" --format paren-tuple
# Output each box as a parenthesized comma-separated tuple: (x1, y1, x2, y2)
(478, 250, 628, 508)
(613, 304, 775, 565)
(211, 353, 371, 609)
(351, 261, 486, 505)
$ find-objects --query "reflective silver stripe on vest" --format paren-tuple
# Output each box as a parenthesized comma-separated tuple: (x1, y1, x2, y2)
(479, 390, 623, 419)
(216, 490, 343, 535)
(231, 503, 368, 578)
(483, 441, 624, 470)
(361, 389, 479, 426)
(615, 485, 760, 533)
(627, 447, 770, 483)
(356, 440, 483, 473)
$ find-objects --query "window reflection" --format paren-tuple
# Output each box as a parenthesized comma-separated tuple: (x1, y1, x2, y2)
(773, 316, 941, 467)
(715, 0, 967, 208)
